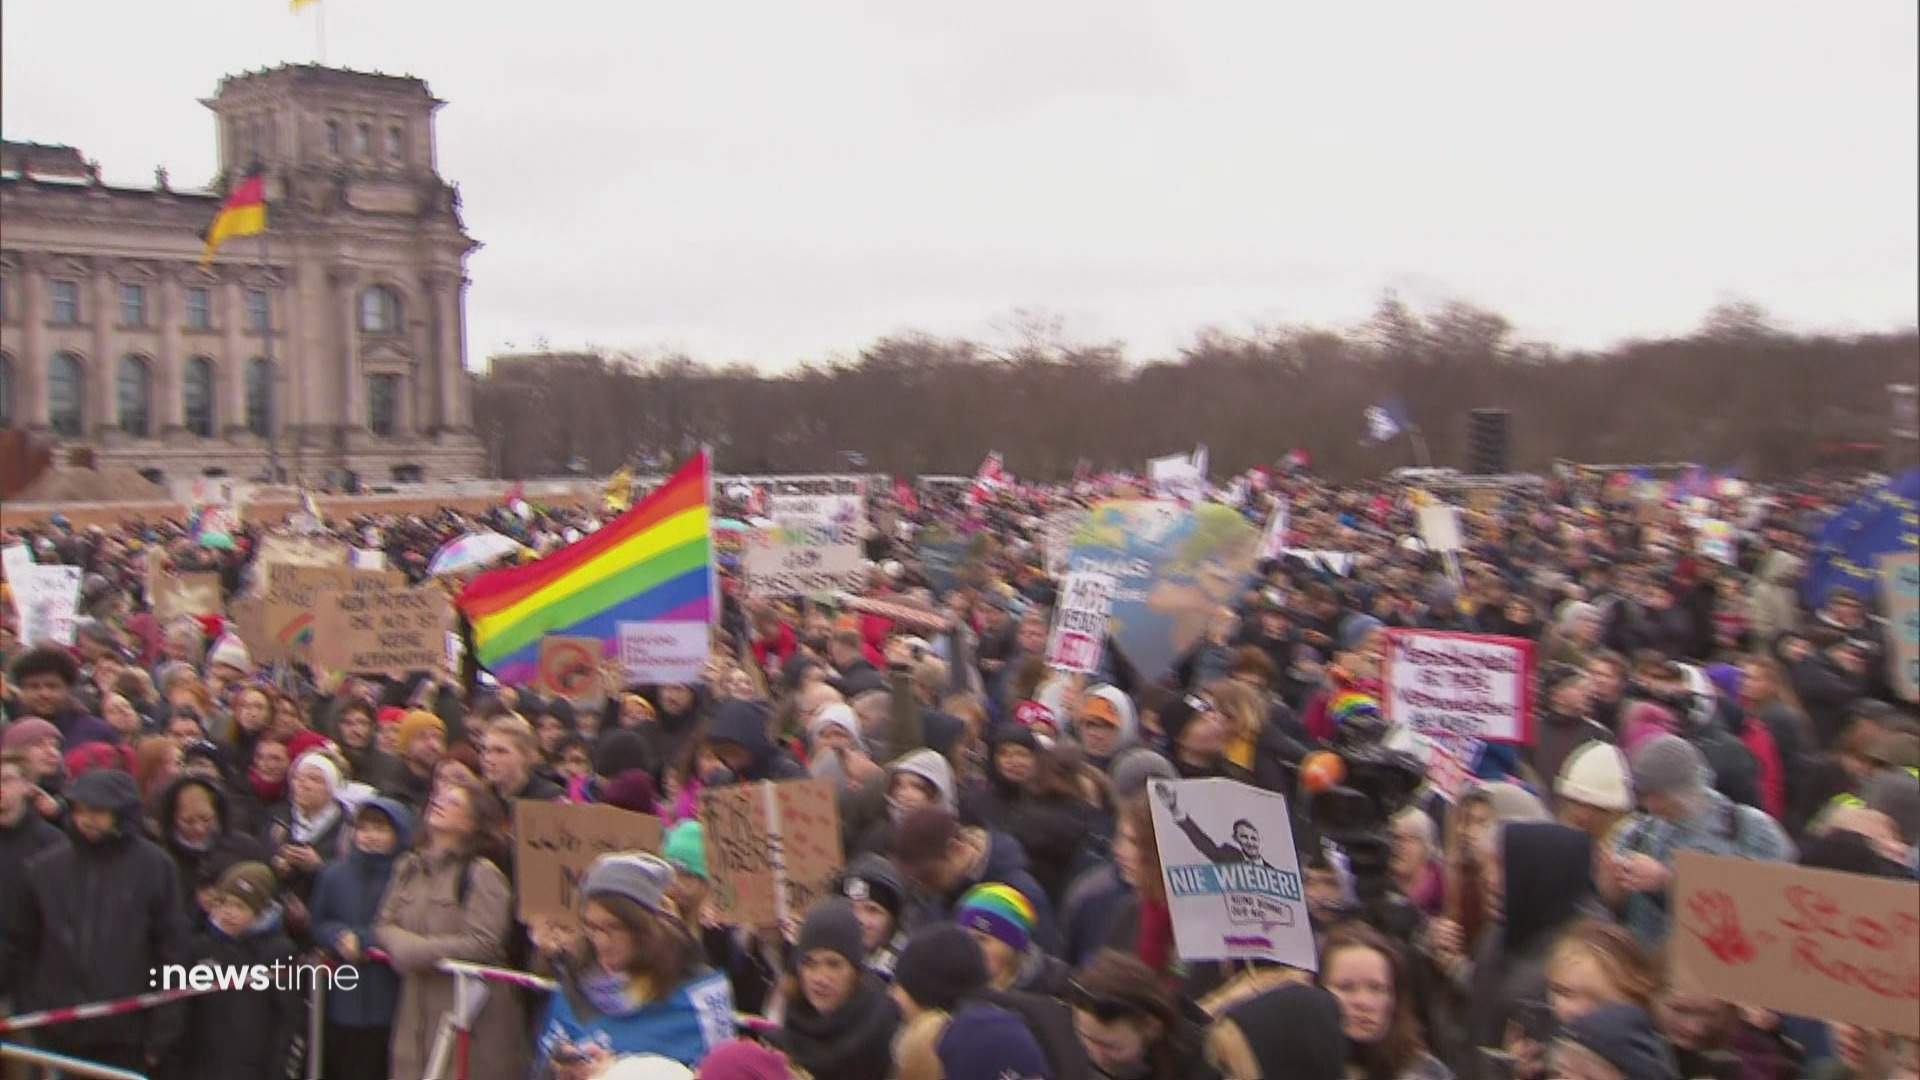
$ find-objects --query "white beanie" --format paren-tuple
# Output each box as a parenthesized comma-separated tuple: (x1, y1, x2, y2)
(206, 634, 252, 675)
(593, 1054, 692, 1080)
(1556, 741, 1635, 813)
(807, 703, 864, 750)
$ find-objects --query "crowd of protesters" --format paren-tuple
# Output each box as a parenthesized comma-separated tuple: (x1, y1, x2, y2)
(0, 466, 1916, 1080)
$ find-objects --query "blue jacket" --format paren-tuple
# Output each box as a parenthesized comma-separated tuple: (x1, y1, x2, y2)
(536, 967, 736, 1070)
(306, 798, 407, 1028)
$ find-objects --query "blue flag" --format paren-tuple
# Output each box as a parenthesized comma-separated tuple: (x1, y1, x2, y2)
(1363, 397, 1411, 445)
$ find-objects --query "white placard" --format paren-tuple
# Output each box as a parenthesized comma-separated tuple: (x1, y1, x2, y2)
(618, 621, 709, 686)
(1382, 629, 1535, 744)
(743, 527, 865, 597)
(1417, 504, 1463, 552)
(1148, 777, 1316, 971)
(351, 547, 388, 571)
(13, 565, 84, 647)
(1, 543, 34, 581)
(1258, 501, 1292, 560)
(768, 494, 868, 536)
(1045, 571, 1116, 673)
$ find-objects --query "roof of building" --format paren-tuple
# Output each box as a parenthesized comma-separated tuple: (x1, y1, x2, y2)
(212, 63, 442, 104)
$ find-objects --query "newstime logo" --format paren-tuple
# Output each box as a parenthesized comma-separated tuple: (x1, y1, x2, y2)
(151, 962, 360, 992)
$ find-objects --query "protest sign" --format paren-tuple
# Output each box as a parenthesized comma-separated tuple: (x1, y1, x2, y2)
(1066, 500, 1261, 680)
(258, 566, 406, 663)
(514, 800, 663, 926)
(257, 534, 349, 569)
(12, 565, 82, 647)
(618, 621, 708, 685)
(1041, 507, 1090, 578)
(1694, 519, 1736, 565)
(743, 524, 864, 597)
(768, 494, 867, 537)
(351, 547, 387, 571)
(1275, 549, 1356, 576)
(701, 779, 844, 928)
(1147, 777, 1315, 971)
(310, 582, 451, 677)
(1882, 553, 1919, 703)
(1257, 501, 1291, 561)
(1046, 571, 1116, 673)
(152, 572, 223, 623)
(1417, 504, 1463, 553)
(1670, 851, 1919, 1037)
(0, 543, 32, 582)
(1382, 629, 1534, 743)
(537, 636, 605, 702)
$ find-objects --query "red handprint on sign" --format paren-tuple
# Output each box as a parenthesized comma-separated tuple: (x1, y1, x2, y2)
(1683, 889, 1757, 964)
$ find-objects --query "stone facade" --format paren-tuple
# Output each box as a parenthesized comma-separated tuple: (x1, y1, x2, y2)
(0, 65, 485, 485)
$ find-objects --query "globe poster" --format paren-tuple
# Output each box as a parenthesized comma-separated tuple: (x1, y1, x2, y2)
(1065, 499, 1262, 680)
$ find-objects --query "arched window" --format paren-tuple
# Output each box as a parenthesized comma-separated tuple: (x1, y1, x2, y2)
(117, 355, 152, 437)
(0, 352, 13, 430)
(358, 286, 403, 334)
(49, 351, 84, 437)
(246, 358, 273, 437)
(184, 356, 216, 437)
(325, 119, 341, 155)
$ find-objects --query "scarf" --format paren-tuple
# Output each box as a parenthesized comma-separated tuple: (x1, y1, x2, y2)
(291, 800, 342, 846)
(248, 770, 287, 804)
(578, 968, 650, 1017)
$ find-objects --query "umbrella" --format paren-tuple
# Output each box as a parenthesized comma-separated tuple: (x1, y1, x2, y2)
(429, 531, 528, 577)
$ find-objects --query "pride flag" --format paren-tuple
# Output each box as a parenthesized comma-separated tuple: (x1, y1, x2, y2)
(459, 451, 714, 685)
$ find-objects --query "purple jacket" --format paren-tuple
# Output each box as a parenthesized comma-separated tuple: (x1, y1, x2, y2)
(50, 708, 120, 750)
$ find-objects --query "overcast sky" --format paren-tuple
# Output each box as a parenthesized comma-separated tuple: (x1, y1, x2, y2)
(5, 1, 1916, 369)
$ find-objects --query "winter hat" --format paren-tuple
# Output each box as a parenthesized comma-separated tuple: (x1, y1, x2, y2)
(888, 748, 958, 815)
(662, 820, 707, 879)
(593, 729, 652, 778)
(593, 1056, 694, 1080)
(893, 924, 990, 1012)
(286, 730, 334, 766)
(1630, 734, 1709, 800)
(293, 749, 343, 795)
(1556, 742, 1635, 813)
(375, 706, 406, 728)
(1618, 701, 1679, 755)
(793, 898, 866, 969)
(396, 710, 445, 754)
(1079, 684, 1139, 747)
(1, 718, 61, 754)
(1338, 613, 1386, 653)
(215, 861, 279, 916)
(602, 769, 658, 814)
(1108, 747, 1177, 800)
(954, 883, 1036, 955)
(1864, 767, 1920, 846)
(1157, 693, 1216, 748)
(1558, 1003, 1680, 1080)
(836, 853, 907, 920)
(182, 739, 226, 773)
(807, 703, 863, 749)
(206, 634, 252, 675)
(580, 852, 674, 915)
(1705, 663, 1744, 703)
(1328, 688, 1383, 731)
(64, 742, 132, 780)
(936, 1004, 1052, 1080)
(690, 1040, 794, 1080)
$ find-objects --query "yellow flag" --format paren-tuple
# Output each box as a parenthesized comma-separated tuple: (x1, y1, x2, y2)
(290, 0, 320, 11)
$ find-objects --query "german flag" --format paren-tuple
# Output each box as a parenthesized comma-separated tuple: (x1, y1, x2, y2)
(199, 170, 267, 267)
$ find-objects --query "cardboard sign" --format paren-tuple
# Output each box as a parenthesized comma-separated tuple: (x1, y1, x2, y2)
(1046, 571, 1116, 673)
(152, 572, 223, 623)
(768, 494, 867, 537)
(13, 565, 82, 647)
(538, 636, 605, 701)
(258, 566, 406, 663)
(1670, 851, 1919, 1037)
(1147, 777, 1316, 971)
(257, 534, 349, 569)
(1883, 552, 1919, 703)
(701, 779, 843, 928)
(1417, 504, 1464, 553)
(1382, 629, 1535, 743)
(742, 525, 865, 597)
(618, 621, 709, 686)
(310, 583, 452, 677)
(514, 800, 664, 925)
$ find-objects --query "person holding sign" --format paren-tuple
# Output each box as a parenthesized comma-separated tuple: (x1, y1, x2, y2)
(532, 852, 737, 1075)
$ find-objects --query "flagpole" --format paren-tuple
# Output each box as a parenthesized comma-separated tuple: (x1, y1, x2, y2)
(316, 2, 327, 65)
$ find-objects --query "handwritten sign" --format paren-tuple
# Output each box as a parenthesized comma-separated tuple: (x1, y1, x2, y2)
(257, 566, 406, 663)
(1883, 553, 1919, 703)
(1671, 851, 1919, 1037)
(1045, 571, 1115, 674)
(742, 525, 864, 597)
(700, 779, 843, 928)
(618, 621, 708, 686)
(12, 565, 82, 647)
(310, 583, 451, 677)
(538, 636, 605, 702)
(152, 572, 222, 623)
(257, 534, 348, 569)
(1382, 629, 1535, 744)
(514, 800, 663, 925)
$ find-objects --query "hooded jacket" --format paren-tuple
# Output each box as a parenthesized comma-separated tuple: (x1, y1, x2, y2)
(1075, 683, 1140, 771)
(307, 797, 409, 1028)
(775, 973, 902, 1080)
(0, 801, 65, 938)
(1469, 822, 1596, 1078)
(152, 774, 268, 925)
(0, 769, 190, 1061)
(707, 699, 807, 782)
(177, 903, 301, 1080)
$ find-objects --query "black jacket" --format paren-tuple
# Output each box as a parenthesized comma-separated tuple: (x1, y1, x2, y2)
(0, 770, 191, 1061)
(174, 908, 302, 1080)
(775, 975, 901, 1080)
(152, 775, 269, 925)
(0, 810, 66, 933)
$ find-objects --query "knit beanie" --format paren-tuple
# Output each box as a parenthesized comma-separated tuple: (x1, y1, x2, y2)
(1557, 742, 1635, 813)
(807, 703, 863, 749)
(65, 742, 133, 780)
(937, 1004, 1053, 1080)
(893, 924, 989, 1012)
(594, 729, 652, 778)
(216, 860, 279, 916)
(396, 710, 445, 755)
(2, 718, 61, 754)
(580, 852, 674, 915)
(602, 769, 658, 814)
(206, 634, 252, 675)
(662, 819, 707, 879)
(1339, 613, 1386, 653)
(1157, 693, 1215, 749)
(375, 706, 406, 728)
(953, 883, 1036, 955)
(690, 1040, 793, 1080)
(1108, 747, 1177, 801)
(793, 898, 866, 970)
(836, 853, 906, 920)
(1630, 734, 1708, 799)
(592, 1055, 694, 1080)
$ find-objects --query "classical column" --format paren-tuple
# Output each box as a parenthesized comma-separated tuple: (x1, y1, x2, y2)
(89, 260, 115, 437)
(157, 267, 185, 433)
(330, 267, 361, 432)
(419, 270, 446, 432)
(19, 254, 48, 430)
(222, 273, 247, 436)
(438, 275, 467, 429)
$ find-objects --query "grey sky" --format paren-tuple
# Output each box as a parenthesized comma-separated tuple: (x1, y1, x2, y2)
(5, 0, 1916, 369)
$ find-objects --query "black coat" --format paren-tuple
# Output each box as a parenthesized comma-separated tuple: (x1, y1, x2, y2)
(174, 912, 302, 1080)
(153, 775, 269, 926)
(0, 811, 66, 932)
(775, 975, 901, 1080)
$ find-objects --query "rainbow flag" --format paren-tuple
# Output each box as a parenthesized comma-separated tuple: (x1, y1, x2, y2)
(458, 451, 713, 685)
